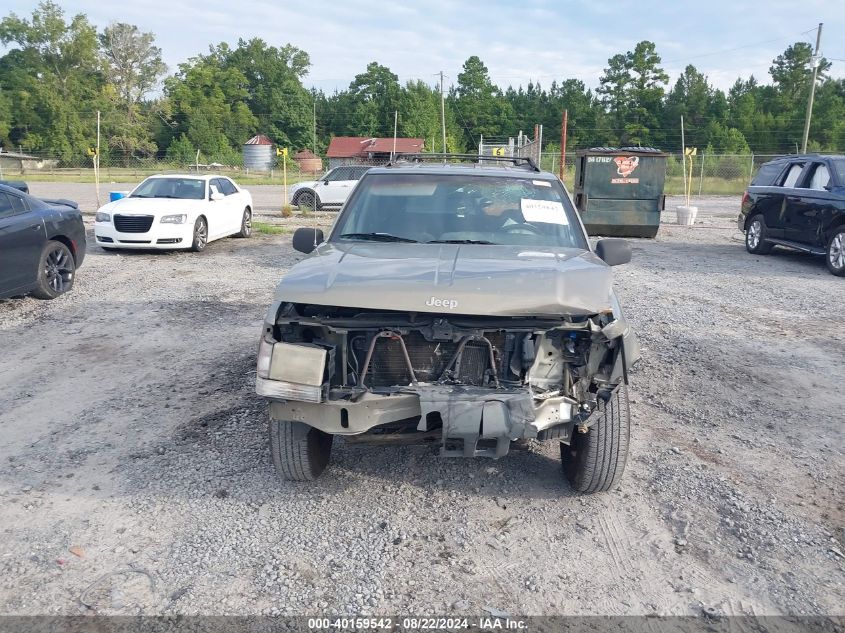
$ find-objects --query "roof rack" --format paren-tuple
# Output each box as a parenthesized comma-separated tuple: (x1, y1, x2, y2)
(385, 153, 540, 172)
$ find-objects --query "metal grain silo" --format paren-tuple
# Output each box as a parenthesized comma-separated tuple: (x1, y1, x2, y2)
(243, 134, 274, 172)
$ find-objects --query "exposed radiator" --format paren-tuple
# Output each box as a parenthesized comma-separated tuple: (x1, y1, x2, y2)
(352, 331, 502, 387)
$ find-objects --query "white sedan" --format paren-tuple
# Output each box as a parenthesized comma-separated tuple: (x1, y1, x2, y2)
(94, 174, 253, 252)
(288, 165, 371, 210)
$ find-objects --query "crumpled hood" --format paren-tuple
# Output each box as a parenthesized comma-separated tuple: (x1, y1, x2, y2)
(275, 242, 617, 317)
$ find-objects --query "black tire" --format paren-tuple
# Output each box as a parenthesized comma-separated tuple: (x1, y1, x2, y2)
(825, 229, 845, 276)
(745, 214, 774, 254)
(269, 419, 333, 481)
(294, 190, 320, 211)
(191, 217, 208, 252)
(561, 385, 630, 493)
(32, 240, 75, 300)
(235, 207, 252, 238)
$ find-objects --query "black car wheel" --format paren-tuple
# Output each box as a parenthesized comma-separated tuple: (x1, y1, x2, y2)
(191, 217, 208, 252)
(32, 241, 75, 300)
(745, 214, 773, 254)
(561, 385, 630, 493)
(826, 229, 845, 277)
(295, 190, 319, 211)
(269, 419, 333, 481)
(235, 207, 252, 238)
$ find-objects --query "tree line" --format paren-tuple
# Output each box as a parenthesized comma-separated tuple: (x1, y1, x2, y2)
(1, 1, 843, 166)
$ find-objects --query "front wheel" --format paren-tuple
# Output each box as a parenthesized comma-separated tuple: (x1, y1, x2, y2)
(826, 229, 845, 276)
(235, 207, 252, 238)
(32, 241, 76, 299)
(269, 419, 333, 481)
(294, 190, 319, 212)
(745, 214, 773, 254)
(561, 385, 630, 493)
(191, 217, 208, 252)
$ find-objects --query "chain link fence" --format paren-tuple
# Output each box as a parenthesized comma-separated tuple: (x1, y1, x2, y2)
(539, 152, 781, 195)
(0, 147, 784, 195)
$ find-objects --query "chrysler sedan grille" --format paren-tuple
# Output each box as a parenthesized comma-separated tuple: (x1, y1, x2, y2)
(114, 214, 154, 233)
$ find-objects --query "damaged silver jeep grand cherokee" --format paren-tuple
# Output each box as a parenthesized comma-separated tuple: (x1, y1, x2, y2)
(256, 155, 640, 493)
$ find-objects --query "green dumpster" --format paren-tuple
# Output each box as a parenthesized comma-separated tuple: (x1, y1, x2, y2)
(573, 147, 667, 238)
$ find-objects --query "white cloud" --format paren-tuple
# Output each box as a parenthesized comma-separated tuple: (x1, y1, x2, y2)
(3, 0, 843, 91)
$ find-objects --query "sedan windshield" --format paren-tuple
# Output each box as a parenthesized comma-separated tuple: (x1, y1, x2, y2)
(131, 178, 205, 200)
(332, 173, 587, 249)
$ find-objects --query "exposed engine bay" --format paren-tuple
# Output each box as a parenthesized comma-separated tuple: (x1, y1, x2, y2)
(256, 302, 639, 458)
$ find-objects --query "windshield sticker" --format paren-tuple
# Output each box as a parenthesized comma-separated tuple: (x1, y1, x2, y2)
(521, 199, 568, 225)
(532, 180, 552, 187)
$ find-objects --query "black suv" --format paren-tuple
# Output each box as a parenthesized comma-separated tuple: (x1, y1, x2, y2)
(739, 154, 845, 276)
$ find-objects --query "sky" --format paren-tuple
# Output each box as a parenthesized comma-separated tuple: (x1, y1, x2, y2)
(3, 0, 844, 94)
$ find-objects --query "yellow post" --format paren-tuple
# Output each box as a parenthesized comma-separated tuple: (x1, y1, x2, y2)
(278, 147, 291, 217)
(684, 147, 697, 207)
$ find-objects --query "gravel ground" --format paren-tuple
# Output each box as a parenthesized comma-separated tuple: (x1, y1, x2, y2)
(0, 197, 842, 617)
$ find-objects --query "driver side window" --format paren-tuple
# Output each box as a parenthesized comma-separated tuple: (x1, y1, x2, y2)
(209, 179, 223, 198)
(806, 164, 830, 191)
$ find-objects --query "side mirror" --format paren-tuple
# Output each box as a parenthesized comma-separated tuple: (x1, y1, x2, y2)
(210, 190, 224, 201)
(323, 179, 330, 185)
(595, 238, 632, 266)
(292, 227, 324, 254)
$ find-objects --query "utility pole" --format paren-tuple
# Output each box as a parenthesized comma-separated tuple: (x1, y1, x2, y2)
(680, 115, 686, 199)
(439, 71, 447, 153)
(560, 109, 568, 181)
(392, 110, 398, 161)
(95, 110, 101, 209)
(312, 100, 317, 156)
(801, 22, 823, 154)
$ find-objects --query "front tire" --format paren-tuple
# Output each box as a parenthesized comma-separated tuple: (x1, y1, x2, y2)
(561, 385, 630, 493)
(32, 241, 75, 300)
(745, 214, 774, 254)
(191, 217, 208, 252)
(294, 190, 319, 212)
(269, 419, 333, 481)
(235, 207, 252, 238)
(826, 229, 845, 276)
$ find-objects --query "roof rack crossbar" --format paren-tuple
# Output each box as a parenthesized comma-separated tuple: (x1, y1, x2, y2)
(385, 153, 540, 172)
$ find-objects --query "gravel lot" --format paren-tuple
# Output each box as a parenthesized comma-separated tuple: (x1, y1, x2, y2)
(0, 193, 842, 617)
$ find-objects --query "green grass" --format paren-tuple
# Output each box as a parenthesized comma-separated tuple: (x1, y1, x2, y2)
(664, 176, 748, 195)
(253, 222, 289, 235)
(4, 167, 318, 186)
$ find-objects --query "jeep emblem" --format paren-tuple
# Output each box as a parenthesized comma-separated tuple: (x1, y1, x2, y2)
(425, 296, 458, 310)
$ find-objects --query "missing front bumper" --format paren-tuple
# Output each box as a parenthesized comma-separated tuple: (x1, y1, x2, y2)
(267, 384, 576, 458)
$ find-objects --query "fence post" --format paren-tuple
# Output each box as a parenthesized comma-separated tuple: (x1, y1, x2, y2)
(698, 152, 705, 196)
(749, 153, 754, 182)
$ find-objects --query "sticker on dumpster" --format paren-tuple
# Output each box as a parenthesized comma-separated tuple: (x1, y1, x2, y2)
(611, 156, 640, 183)
(521, 199, 568, 225)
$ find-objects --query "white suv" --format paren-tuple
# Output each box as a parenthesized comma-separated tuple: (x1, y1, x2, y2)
(289, 165, 370, 210)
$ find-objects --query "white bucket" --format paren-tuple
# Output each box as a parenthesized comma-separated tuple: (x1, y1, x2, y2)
(676, 206, 698, 225)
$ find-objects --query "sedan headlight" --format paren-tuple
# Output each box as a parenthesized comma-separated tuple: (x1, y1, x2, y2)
(95, 212, 111, 223)
(160, 214, 187, 224)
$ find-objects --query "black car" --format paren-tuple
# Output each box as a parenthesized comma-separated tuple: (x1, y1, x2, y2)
(0, 180, 29, 193)
(738, 154, 845, 276)
(0, 184, 87, 299)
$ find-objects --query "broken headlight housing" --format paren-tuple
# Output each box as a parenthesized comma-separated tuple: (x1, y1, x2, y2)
(255, 338, 326, 403)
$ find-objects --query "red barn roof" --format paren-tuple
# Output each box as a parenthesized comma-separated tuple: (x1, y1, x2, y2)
(326, 136, 425, 158)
